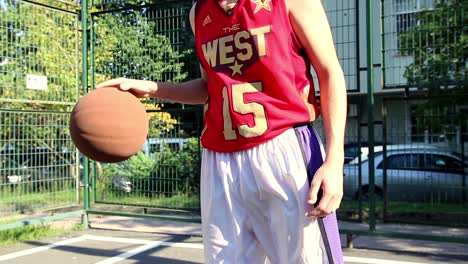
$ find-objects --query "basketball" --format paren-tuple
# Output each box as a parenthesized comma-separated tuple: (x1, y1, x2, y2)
(69, 87, 149, 163)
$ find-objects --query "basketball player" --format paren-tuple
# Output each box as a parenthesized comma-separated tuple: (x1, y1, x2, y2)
(97, 0, 347, 262)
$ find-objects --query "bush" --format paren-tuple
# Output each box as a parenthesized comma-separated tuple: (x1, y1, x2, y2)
(101, 138, 201, 196)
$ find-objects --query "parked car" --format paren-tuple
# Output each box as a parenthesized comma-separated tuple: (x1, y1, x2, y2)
(344, 146, 467, 202)
(1, 146, 79, 192)
(0, 158, 35, 184)
(112, 175, 132, 193)
(345, 142, 385, 164)
(347, 143, 439, 165)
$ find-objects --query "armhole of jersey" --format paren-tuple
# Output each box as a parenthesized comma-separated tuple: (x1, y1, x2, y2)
(192, 2, 199, 37)
(281, 0, 304, 52)
(192, 1, 211, 77)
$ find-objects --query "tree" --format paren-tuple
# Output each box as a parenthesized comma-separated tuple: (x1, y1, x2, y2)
(0, 2, 78, 153)
(93, 9, 190, 138)
(0, 2, 78, 105)
(399, 0, 467, 137)
(93, 10, 188, 83)
(0, 3, 190, 150)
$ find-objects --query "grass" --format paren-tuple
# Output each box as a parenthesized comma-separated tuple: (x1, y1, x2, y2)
(95, 192, 200, 209)
(0, 188, 77, 214)
(0, 223, 83, 247)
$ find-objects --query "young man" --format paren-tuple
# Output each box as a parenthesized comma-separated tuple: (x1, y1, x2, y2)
(97, 0, 347, 262)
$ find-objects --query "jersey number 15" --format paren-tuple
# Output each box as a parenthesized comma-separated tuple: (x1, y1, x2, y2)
(203, 82, 268, 141)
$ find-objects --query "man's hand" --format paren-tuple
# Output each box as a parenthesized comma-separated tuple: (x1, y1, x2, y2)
(95, 78, 158, 98)
(306, 160, 343, 218)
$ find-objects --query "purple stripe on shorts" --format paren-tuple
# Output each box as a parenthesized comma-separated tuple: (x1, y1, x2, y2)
(294, 123, 344, 264)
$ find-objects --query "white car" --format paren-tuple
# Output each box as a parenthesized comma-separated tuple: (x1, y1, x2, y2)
(347, 144, 440, 164)
(112, 175, 132, 193)
(343, 146, 467, 202)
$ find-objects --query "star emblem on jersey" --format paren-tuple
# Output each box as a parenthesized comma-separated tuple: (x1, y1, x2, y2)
(229, 60, 243, 76)
(251, 0, 271, 13)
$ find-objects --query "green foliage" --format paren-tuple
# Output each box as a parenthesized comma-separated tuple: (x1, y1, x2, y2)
(398, 0, 467, 133)
(144, 104, 180, 138)
(0, 2, 191, 169)
(153, 137, 201, 194)
(0, 1, 78, 104)
(103, 151, 156, 179)
(101, 138, 200, 198)
(0, 111, 72, 158)
(399, 0, 466, 89)
(93, 10, 188, 83)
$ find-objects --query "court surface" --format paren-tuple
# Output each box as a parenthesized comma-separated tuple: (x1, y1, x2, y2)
(0, 216, 467, 264)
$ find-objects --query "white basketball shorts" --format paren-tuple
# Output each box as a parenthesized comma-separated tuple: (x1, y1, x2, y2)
(200, 124, 343, 264)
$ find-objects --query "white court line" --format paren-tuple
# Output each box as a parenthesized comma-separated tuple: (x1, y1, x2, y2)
(344, 256, 428, 264)
(88, 235, 203, 264)
(81, 234, 154, 245)
(0, 236, 87, 262)
(83, 234, 204, 249)
(94, 241, 164, 264)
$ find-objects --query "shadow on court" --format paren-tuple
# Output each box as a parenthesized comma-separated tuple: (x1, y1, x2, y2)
(0, 227, 204, 264)
(0, 215, 467, 264)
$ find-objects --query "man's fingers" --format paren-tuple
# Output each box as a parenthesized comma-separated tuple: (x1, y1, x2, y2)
(308, 193, 331, 217)
(95, 78, 126, 89)
(307, 180, 321, 205)
(120, 82, 134, 91)
(307, 193, 342, 218)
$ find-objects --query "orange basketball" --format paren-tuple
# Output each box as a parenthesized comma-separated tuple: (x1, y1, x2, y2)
(69, 87, 149, 163)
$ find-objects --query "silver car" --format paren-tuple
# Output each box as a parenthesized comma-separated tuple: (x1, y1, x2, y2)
(343, 147, 468, 202)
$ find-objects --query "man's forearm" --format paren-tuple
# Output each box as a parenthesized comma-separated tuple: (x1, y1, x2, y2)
(319, 69, 347, 165)
(152, 78, 208, 105)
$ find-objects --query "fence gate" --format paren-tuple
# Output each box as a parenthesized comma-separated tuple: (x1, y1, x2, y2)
(87, 0, 202, 219)
(0, 0, 83, 228)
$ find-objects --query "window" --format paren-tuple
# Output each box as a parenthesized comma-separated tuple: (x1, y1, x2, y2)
(167, 143, 181, 152)
(396, 12, 417, 35)
(378, 153, 420, 170)
(423, 154, 464, 173)
(149, 143, 161, 153)
(394, 0, 434, 53)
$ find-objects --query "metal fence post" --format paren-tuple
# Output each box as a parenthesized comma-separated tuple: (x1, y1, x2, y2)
(366, 0, 376, 232)
(81, 0, 90, 227)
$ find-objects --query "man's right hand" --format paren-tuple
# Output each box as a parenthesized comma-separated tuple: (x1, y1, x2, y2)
(95, 78, 158, 98)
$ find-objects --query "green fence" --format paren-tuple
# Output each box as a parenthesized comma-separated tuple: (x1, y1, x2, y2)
(322, 0, 467, 244)
(0, 0, 83, 229)
(0, 110, 79, 214)
(86, 0, 202, 219)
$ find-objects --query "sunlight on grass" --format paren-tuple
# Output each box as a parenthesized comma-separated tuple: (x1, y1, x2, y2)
(96, 193, 200, 209)
(0, 223, 83, 247)
(0, 188, 78, 214)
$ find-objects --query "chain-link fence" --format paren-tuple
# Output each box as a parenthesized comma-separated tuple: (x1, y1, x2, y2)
(0, 0, 81, 226)
(87, 0, 202, 215)
(334, 0, 467, 230)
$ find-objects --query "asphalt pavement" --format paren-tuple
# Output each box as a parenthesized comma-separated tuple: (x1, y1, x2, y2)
(0, 215, 467, 264)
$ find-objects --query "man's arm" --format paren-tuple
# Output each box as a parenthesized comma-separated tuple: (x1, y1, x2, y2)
(96, 3, 208, 105)
(288, 0, 347, 217)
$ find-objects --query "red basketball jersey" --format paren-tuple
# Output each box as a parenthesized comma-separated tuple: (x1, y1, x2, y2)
(195, 0, 320, 152)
